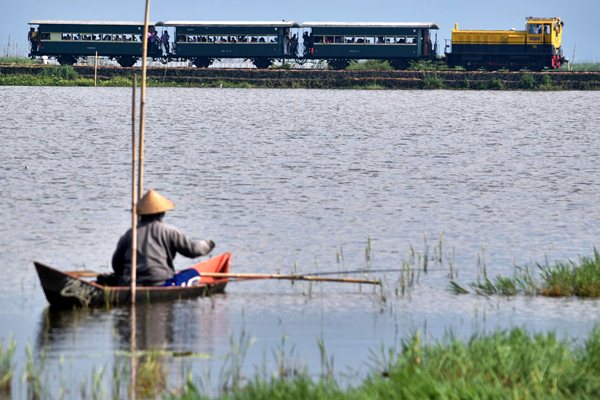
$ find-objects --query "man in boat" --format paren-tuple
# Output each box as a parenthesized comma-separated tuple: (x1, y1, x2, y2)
(108, 189, 215, 286)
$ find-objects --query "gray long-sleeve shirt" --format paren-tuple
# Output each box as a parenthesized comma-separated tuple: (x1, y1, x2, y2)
(112, 219, 213, 285)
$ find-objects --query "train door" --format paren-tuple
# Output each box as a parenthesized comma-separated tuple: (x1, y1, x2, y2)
(526, 21, 549, 45)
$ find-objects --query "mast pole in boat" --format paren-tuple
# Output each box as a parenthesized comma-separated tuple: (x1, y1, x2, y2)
(131, 0, 151, 303)
(130, 75, 138, 302)
(138, 0, 150, 201)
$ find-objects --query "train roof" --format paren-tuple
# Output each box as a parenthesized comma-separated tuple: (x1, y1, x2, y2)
(301, 22, 439, 29)
(164, 21, 299, 28)
(29, 20, 162, 26)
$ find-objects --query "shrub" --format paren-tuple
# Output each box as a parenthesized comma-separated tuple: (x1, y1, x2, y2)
(422, 74, 445, 89)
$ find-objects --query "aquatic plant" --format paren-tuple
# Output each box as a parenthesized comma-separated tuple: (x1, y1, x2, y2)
(538, 249, 600, 297)
(136, 351, 168, 398)
(219, 324, 255, 391)
(0, 338, 16, 395)
(23, 345, 44, 400)
(454, 249, 600, 298)
(317, 337, 335, 380)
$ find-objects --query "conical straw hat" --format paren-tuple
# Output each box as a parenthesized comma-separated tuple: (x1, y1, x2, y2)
(137, 189, 175, 215)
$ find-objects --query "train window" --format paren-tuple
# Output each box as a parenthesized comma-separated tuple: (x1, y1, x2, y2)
(334, 36, 342, 43)
(72, 34, 80, 40)
(40, 33, 51, 40)
(61, 33, 72, 41)
(344, 36, 355, 43)
(406, 36, 415, 44)
(365, 36, 375, 44)
(544, 24, 551, 34)
(313, 36, 323, 44)
(355, 37, 365, 43)
(528, 24, 543, 34)
(123, 34, 132, 41)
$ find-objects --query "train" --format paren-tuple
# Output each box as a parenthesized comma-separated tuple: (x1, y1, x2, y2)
(27, 17, 565, 71)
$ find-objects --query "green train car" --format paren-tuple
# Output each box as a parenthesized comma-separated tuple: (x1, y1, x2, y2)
(28, 20, 163, 67)
(167, 21, 297, 68)
(301, 22, 438, 69)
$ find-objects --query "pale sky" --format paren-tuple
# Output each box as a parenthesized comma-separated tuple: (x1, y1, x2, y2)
(2, 0, 597, 61)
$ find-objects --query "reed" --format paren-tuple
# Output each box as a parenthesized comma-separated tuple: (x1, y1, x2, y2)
(219, 325, 255, 392)
(0, 338, 16, 395)
(454, 249, 600, 298)
(539, 249, 600, 297)
(169, 326, 600, 399)
(136, 351, 168, 398)
(23, 345, 44, 400)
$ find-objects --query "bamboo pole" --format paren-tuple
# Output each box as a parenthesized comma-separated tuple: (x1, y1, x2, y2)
(130, 74, 138, 302)
(138, 0, 151, 201)
(130, 73, 138, 400)
(94, 51, 98, 87)
(200, 272, 381, 285)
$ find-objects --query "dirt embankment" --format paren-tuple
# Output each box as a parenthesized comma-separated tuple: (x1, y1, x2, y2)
(2, 64, 600, 89)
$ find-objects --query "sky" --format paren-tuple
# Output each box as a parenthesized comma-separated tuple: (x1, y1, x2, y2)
(2, 0, 598, 62)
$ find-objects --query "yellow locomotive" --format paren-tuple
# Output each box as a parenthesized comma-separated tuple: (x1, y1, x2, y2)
(445, 17, 565, 70)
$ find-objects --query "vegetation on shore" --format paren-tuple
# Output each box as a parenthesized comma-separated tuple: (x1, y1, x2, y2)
(1, 62, 600, 89)
(452, 249, 600, 297)
(0, 56, 38, 65)
(4, 326, 600, 399)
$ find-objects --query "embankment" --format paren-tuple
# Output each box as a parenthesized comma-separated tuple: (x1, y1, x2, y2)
(1, 64, 600, 89)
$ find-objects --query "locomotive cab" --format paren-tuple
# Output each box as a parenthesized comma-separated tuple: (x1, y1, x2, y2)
(526, 17, 563, 50)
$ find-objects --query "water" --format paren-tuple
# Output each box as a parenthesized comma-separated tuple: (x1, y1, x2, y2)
(1, 86, 600, 396)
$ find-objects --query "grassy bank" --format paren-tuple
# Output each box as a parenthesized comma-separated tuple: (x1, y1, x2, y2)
(196, 328, 600, 400)
(453, 249, 600, 297)
(2, 64, 600, 90)
(5, 326, 600, 399)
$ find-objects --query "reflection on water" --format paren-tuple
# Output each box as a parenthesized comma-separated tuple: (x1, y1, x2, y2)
(1, 87, 600, 394)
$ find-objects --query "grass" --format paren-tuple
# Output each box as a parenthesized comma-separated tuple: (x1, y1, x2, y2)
(0, 338, 15, 395)
(5, 322, 600, 398)
(345, 60, 394, 71)
(452, 249, 600, 297)
(560, 62, 600, 72)
(170, 326, 600, 399)
(0, 56, 38, 65)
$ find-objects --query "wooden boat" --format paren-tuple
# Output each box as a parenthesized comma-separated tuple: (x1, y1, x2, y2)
(34, 252, 231, 309)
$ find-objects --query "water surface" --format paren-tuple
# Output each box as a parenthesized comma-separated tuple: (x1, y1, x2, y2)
(1, 86, 599, 395)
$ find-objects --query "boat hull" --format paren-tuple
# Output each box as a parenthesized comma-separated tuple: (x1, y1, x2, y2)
(34, 252, 231, 309)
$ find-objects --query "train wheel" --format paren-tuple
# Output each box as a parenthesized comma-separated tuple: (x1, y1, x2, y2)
(328, 59, 350, 70)
(252, 58, 272, 69)
(390, 59, 409, 70)
(57, 55, 76, 66)
(192, 57, 211, 68)
(117, 56, 137, 67)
